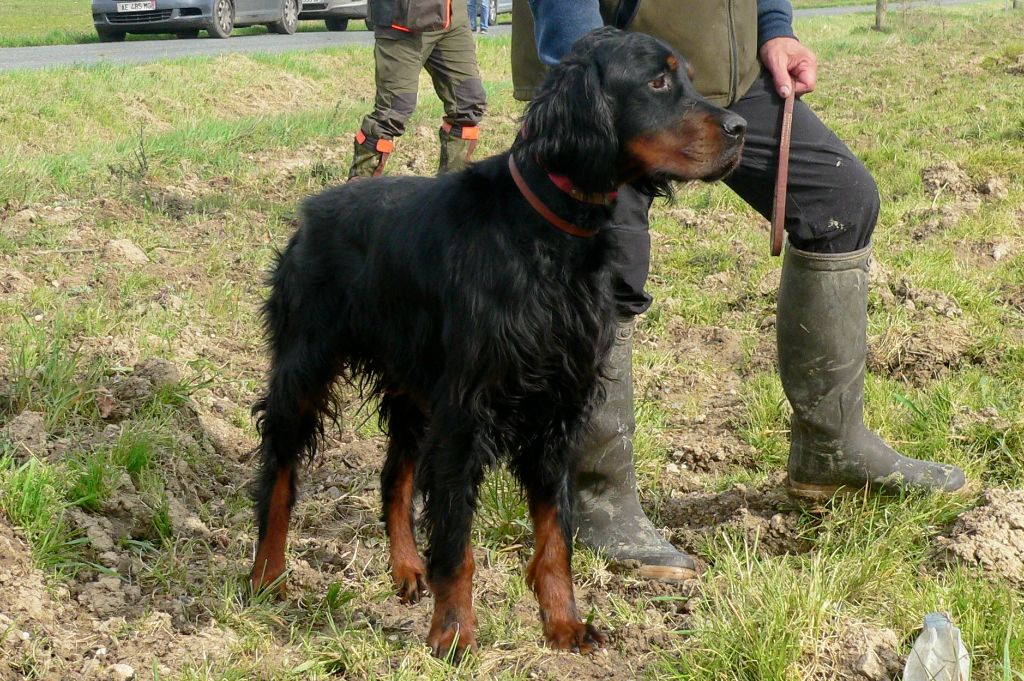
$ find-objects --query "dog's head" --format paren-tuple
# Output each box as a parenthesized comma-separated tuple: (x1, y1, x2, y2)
(516, 27, 746, 196)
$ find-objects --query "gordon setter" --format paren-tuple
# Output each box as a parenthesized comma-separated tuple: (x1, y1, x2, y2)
(250, 27, 745, 660)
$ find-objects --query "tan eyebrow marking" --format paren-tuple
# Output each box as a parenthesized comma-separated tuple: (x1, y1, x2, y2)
(666, 55, 679, 71)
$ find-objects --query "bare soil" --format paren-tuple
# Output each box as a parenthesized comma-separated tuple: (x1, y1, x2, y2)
(0, 177, 1020, 679)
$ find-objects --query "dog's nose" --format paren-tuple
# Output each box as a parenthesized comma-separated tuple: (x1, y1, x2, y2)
(722, 113, 747, 139)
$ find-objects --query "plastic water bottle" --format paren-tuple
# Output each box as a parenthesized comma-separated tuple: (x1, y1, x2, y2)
(903, 612, 971, 681)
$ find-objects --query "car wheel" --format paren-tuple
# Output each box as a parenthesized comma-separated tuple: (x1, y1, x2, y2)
(176, 29, 200, 39)
(269, 0, 299, 35)
(208, 0, 234, 38)
(325, 16, 349, 31)
(96, 27, 126, 42)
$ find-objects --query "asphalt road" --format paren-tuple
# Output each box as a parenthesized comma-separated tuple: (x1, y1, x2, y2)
(0, 0, 993, 73)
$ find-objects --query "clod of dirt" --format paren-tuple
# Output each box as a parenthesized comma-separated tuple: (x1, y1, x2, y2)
(104, 239, 149, 264)
(999, 283, 1024, 314)
(921, 162, 974, 201)
(907, 204, 975, 242)
(133, 357, 180, 388)
(108, 662, 136, 680)
(143, 185, 194, 219)
(4, 410, 47, 457)
(8, 207, 39, 227)
(198, 412, 253, 460)
(1007, 53, 1024, 75)
(936, 489, 1024, 586)
(814, 621, 903, 681)
(76, 575, 128, 617)
(95, 385, 130, 422)
(868, 320, 974, 383)
(0, 267, 33, 295)
(165, 492, 212, 539)
(69, 509, 117, 553)
(0, 523, 56, 626)
(661, 477, 811, 557)
(889, 277, 962, 318)
(976, 176, 1009, 200)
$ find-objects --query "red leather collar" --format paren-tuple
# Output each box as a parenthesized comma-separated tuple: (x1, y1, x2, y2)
(509, 156, 600, 238)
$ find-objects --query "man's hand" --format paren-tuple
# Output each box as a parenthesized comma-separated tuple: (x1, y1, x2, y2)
(759, 37, 818, 99)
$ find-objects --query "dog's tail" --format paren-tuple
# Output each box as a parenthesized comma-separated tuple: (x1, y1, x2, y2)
(250, 245, 341, 541)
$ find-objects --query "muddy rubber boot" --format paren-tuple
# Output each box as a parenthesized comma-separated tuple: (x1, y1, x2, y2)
(347, 131, 392, 181)
(778, 244, 967, 500)
(437, 123, 478, 175)
(574, 318, 699, 582)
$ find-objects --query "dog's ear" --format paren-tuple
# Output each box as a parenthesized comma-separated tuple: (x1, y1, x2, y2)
(519, 44, 619, 193)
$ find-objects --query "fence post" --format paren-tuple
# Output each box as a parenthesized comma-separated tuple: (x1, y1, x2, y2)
(875, 0, 888, 29)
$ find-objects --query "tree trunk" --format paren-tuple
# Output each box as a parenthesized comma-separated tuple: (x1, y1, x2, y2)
(875, 0, 888, 30)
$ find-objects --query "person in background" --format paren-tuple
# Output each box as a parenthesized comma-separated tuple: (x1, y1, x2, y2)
(348, 0, 487, 179)
(468, 0, 490, 33)
(511, 0, 967, 582)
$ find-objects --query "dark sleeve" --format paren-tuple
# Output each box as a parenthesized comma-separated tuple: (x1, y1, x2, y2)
(757, 0, 796, 45)
(528, 0, 604, 66)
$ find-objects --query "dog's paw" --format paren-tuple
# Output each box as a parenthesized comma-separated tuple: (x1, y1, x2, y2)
(249, 559, 288, 599)
(427, 623, 477, 664)
(392, 564, 429, 604)
(543, 620, 607, 654)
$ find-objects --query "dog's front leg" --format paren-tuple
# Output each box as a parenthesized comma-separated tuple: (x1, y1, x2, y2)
(423, 423, 482, 662)
(526, 486, 607, 653)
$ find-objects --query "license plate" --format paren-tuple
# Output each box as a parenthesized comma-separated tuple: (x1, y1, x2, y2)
(117, 1, 156, 11)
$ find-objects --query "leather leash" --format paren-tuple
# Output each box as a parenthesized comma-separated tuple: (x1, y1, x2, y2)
(771, 93, 795, 257)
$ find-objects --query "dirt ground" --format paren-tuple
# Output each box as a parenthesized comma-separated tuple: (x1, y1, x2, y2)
(0, 153, 1021, 680)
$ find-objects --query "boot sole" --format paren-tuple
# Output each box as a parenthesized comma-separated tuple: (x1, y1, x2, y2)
(785, 478, 855, 501)
(786, 477, 970, 501)
(636, 564, 699, 583)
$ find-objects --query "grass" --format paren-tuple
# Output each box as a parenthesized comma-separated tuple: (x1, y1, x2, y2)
(0, 2, 1022, 680)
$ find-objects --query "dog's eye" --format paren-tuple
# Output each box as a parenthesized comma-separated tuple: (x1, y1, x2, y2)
(649, 75, 671, 92)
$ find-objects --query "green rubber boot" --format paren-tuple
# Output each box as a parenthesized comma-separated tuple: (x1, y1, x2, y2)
(347, 132, 391, 180)
(437, 124, 478, 175)
(778, 244, 967, 499)
(574, 318, 699, 582)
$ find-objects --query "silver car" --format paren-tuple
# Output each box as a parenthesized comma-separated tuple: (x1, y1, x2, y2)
(91, 0, 301, 41)
(488, 0, 512, 17)
(297, 0, 367, 31)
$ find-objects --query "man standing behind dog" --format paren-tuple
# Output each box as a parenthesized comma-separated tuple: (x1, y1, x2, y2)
(348, 0, 487, 179)
(513, 0, 967, 581)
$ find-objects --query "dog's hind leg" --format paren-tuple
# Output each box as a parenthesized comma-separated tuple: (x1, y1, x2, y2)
(379, 395, 429, 604)
(515, 456, 607, 653)
(250, 346, 338, 594)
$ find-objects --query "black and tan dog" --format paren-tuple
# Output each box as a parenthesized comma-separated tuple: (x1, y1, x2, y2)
(249, 27, 745, 660)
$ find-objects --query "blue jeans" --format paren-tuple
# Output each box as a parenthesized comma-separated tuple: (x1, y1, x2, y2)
(468, 0, 489, 31)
